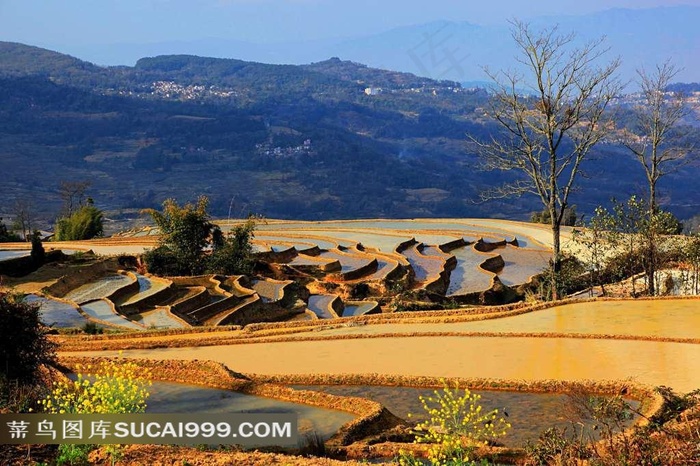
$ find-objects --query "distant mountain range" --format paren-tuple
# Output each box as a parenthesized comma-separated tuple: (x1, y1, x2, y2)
(50, 6, 700, 84)
(1, 41, 699, 228)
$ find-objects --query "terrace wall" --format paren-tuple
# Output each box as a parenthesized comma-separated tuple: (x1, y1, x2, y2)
(169, 287, 210, 317)
(0, 250, 65, 277)
(219, 296, 308, 326)
(46, 258, 123, 298)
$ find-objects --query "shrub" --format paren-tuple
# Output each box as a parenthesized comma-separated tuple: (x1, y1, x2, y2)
(30, 230, 45, 265)
(81, 321, 103, 335)
(531, 206, 577, 227)
(0, 217, 21, 242)
(142, 245, 182, 276)
(55, 205, 104, 241)
(0, 292, 56, 384)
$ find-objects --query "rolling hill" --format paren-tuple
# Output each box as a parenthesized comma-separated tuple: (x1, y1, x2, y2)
(0, 42, 698, 229)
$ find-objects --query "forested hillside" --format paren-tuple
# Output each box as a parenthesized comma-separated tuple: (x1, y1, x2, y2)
(1, 42, 698, 226)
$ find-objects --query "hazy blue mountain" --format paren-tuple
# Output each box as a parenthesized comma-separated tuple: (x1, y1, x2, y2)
(50, 6, 700, 84)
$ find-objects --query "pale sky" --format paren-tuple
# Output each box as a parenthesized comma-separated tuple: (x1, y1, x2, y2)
(1, 0, 699, 48)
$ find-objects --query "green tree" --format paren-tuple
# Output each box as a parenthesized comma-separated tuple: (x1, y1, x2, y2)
(602, 196, 681, 296)
(573, 206, 617, 295)
(55, 203, 104, 241)
(143, 196, 214, 276)
(207, 218, 257, 275)
(0, 292, 56, 384)
(476, 21, 620, 300)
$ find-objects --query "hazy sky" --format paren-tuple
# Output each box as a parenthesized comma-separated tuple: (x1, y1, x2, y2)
(1, 0, 699, 48)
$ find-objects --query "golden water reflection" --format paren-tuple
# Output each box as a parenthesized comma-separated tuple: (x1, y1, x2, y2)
(78, 335, 700, 393)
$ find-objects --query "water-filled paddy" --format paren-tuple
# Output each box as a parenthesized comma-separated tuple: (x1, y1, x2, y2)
(0, 250, 31, 261)
(254, 235, 325, 251)
(400, 245, 444, 282)
(342, 301, 378, 317)
(146, 381, 356, 440)
(95, 335, 700, 392)
(299, 230, 411, 252)
(80, 299, 144, 330)
(118, 274, 169, 306)
(63, 274, 133, 304)
(25, 294, 88, 328)
(308, 295, 338, 319)
(251, 279, 288, 303)
(319, 250, 373, 273)
(134, 308, 187, 329)
(291, 385, 638, 447)
(446, 245, 495, 295)
(497, 246, 549, 286)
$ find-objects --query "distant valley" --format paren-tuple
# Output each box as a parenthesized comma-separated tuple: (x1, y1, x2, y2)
(1, 41, 699, 228)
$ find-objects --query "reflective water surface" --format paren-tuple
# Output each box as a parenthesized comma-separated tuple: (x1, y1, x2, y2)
(147, 380, 356, 440)
(291, 384, 639, 447)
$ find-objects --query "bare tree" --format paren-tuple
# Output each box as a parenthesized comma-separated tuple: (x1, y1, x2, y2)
(622, 61, 691, 295)
(476, 21, 621, 299)
(12, 199, 34, 241)
(58, 180, 91, 217)
(624, 61, 690, 212)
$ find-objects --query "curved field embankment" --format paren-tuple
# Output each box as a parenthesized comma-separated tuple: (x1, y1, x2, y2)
(57, 355, 663, 460)
(58, 356, 400, 449)
(66, 334, 700, 394)
(58, 297, 700, 393)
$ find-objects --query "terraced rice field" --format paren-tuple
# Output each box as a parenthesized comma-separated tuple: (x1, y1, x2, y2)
(25, 294, 88, 328)
(250, 279, 289, 303)
(80, 299, 144, 330)
(118, 274, 169, 306)
(0, 250, 31, 261)
(72, 298, 700, 393)
(342, 301, 378, 317)
(63, 274, 133, 304)
(147, 381, 356, 440)
(44, 218, 700, 460)
(278, 230, 412, 252)
(255, 219, 551, 249)
(497, 246, 550, 286)
(291, 384, 639, 447)
(307, 295, 339, 319)
(447, 245, 496, 295)
(134, 308, 188, 329)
